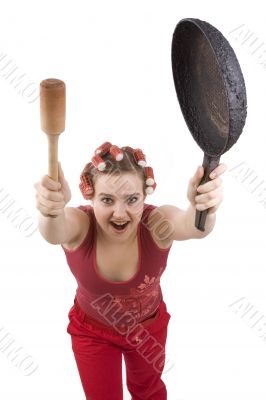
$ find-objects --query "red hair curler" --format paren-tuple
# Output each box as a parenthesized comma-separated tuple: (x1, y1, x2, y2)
(133, 149, 147, 167)
(144, 166, 155, 186)
(79, 174, 94, 199)
(95, 141, 112, 156)
(91, 154, 106, 171)
(145, 182, 157, 194)
(79, 143, 157, 200)
(110, 145, 124, 161)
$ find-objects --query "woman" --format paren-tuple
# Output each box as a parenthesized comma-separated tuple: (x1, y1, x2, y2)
(34, 142, 226, 399)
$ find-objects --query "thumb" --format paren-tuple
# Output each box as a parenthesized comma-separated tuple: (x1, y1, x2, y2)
(58, 162, 65, 177)
(191, 166, 204, 188)
(58, 161, 62, 171)
(58, 162, 65, 184)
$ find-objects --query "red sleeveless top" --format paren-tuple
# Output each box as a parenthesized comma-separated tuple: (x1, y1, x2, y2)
(61, 203, 172, 332)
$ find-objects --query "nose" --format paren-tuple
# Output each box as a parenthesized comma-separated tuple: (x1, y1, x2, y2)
(112, 202, 128, 219)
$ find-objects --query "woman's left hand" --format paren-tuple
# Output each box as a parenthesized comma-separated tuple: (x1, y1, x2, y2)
(187, 163, 227, 214)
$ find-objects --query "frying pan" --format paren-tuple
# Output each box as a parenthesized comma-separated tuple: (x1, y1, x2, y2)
(171, 18, 247, 231)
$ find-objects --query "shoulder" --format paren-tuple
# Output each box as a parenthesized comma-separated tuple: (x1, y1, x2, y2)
(148, 204, 199, 241)
(143, 203, 174, 249)
(62, 205, 92, 251)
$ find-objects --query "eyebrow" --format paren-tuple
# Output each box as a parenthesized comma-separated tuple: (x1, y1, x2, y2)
(98, 192, 141, 198)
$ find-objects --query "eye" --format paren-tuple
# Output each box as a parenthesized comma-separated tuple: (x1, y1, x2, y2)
(128, 196, 139, 204)
(101, 197, 112, 204)
(101, 196, 139, 205)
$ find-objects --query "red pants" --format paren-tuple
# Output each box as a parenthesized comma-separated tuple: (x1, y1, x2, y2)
(66, 297, 171, 400)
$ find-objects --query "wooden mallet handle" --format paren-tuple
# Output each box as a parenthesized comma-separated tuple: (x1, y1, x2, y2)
(40, 78, 66, 182)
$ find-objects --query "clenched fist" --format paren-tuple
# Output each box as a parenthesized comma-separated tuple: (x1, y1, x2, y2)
(34, 162, 71, 217)
(187, 163, 227, 215)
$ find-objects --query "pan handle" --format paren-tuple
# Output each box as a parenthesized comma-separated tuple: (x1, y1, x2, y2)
(195, 154, 220, 232)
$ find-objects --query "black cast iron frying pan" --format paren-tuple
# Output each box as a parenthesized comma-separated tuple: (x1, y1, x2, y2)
(171, 18, 247, 231)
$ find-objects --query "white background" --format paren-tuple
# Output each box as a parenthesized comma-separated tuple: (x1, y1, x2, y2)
(0, 0, 265, 399)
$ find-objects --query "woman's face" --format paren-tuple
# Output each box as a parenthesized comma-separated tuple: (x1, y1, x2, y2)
(91, 171, 146, 243)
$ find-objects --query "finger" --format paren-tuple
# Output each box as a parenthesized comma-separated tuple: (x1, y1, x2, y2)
(191, 166, 204, 188)
(195, 187, 223, 204)
(208, 197, 223, 213)
(209, 163, 227, 179)
(195, 197, 222, 211)
(41, 175, 61, 191)
(37, 185, 64, 202)
(39, 192, 65, 208)
(37, 196, 65, 211)
(58, 162, 68, 187)
(197, 177, 222, 193)
(208, 205, 219, 214)
(58, 161, 64, 177)
(37, 203, 62, 216)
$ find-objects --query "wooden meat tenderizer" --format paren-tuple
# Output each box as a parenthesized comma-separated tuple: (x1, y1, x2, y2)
(40, 78, 66, 216)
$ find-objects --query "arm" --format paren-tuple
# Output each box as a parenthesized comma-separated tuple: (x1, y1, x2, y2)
(155, 163, 226, 241)
(34, 162, 90, 246)
(38, 207, 90, 246)
(185, 203, 216, 238)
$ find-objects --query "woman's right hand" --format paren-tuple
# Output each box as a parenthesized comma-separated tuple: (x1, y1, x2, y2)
(34, 162, 72, 217)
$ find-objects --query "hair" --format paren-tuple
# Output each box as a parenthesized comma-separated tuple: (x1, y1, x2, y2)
(90, 147, 147, 195)
(79, 145, 156, 200)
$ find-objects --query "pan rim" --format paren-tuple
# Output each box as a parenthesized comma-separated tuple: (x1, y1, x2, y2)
(172, 17, 247, 156)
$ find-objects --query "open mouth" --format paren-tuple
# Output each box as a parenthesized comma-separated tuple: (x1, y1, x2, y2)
(110, 221, 130, 231)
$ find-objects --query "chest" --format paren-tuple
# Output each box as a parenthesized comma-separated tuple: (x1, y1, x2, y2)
(95, 239, 139, 282)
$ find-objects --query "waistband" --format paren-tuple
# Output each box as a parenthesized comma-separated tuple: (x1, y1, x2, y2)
(73, 296, 160, 333)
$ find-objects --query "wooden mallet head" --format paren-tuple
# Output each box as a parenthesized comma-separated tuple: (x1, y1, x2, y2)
(40, 78, 66, 182)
